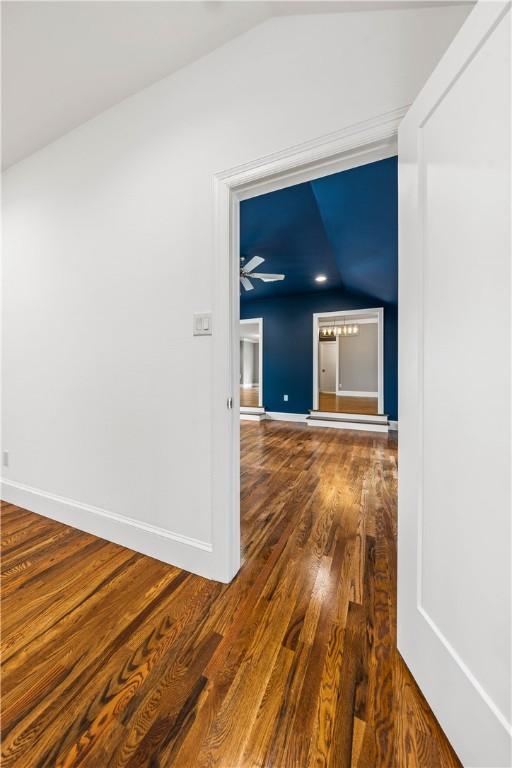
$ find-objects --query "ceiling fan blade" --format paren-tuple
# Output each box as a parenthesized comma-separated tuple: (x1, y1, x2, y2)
(240, 276, 254, 291)
(243, 255, 265, 274)
(251, 273, 285, 282)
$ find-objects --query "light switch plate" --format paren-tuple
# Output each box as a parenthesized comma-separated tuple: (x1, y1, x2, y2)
(193, 312, 212, 336)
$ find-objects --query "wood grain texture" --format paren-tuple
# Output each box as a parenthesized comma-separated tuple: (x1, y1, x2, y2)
(1, 423, 461, 767)
(319, 393, 379, 415)
(240, 386, 259, 408)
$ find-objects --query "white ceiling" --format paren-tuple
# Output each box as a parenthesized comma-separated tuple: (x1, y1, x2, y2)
(1, 1, 470, 170)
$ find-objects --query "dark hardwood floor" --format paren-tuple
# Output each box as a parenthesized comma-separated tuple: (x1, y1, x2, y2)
(1, 422, 461, 767)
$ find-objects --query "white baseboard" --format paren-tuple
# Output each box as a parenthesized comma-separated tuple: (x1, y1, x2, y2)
(266, 411, 307, 423)
(240, 413, 266, 421)
(337, 390, 379, 397)
(389, 420, 399, 431)
(241, 384, 259, 389)
(0, 479, 223, 580)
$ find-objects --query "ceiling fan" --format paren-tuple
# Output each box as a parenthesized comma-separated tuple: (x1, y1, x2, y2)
(240, 256, 285, 292)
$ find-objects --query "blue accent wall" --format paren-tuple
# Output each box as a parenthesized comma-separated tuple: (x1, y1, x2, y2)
(241, 289, 398, 420)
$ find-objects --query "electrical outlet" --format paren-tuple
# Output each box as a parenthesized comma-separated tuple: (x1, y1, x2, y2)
(3, 451, 9, 468)
(283, 394, 288, 402)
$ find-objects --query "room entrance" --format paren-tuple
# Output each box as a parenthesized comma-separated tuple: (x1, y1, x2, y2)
(239, 318, 263, 413)
(314, 308, 384, 416)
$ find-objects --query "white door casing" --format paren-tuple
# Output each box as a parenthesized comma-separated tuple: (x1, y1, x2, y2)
(214, 111, 402, 582)
(398, 3, 511, 766)
(312, 308, 384, 412)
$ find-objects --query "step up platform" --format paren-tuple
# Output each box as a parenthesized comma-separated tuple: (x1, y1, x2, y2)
(307, 411, 389, 433)
(240, 406, 266, 422)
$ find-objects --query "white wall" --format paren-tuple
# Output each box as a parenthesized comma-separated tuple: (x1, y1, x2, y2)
(241, 340, 256, 387)
(339, 323, 378, 393)
(253, 343, 259, 385)
(1, 6, 471, 580)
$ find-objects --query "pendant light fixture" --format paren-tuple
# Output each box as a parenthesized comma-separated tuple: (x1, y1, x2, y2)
(339, 317, 360, 337)
(319, 318, 360, 339)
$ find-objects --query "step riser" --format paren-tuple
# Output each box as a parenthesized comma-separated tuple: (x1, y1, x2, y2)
(307, 418, 388, 433)
(310, 411, 388, 423)
(240, 413, 266, 422)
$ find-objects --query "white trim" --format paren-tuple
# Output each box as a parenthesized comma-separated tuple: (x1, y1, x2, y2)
(0, 479, 220, 576)
(336, 336, 339, 394)
(312, 411, 388, 424)
(240, 405, 265, 415)
(240, 413, 266, 422)
(313, 308, 384, 414)
(389, 420, 398, 431)
(418, 605, 512, 739)
(214, 107, 406, 582)
(241, 383, 259, 389)
(306, 417, 388, 433)
(240, 317, 263, 408)
(217, 106, 407, 200)
(266, 411, 308, 423)
(337, 390, 378, 398)
(319, 317, 377, 326)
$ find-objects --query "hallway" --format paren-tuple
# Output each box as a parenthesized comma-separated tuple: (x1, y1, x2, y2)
(1, 423, 459, 767)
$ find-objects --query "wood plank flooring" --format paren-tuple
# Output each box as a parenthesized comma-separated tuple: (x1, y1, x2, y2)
(1, 422, 461, 767)
(240, 386, 260, 408)
(319, 392, 379, 415)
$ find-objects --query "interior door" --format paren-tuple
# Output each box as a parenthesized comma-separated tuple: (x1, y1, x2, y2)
(398, 3, 511, 766)
(319, 341, 336, 392)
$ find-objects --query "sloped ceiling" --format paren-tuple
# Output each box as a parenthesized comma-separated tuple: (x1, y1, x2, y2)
(240, 181, 343, 298)
(2, 2, 461, 170)
(240, 156, 398, 304)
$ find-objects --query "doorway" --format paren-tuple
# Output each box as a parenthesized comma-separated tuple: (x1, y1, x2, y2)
(212, 108, 403, 582)
(240, 318, 263, 409)
(212, 7, 510, 764)
(313, 308, 384, 416)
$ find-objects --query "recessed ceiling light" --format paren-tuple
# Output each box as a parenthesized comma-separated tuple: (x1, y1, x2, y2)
(315, 275, 327, 283)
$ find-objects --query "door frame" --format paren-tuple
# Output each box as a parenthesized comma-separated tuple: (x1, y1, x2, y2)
(212, 106, 406, 582)
(240, 317, 263, 408)
(313, 308, 384, 414)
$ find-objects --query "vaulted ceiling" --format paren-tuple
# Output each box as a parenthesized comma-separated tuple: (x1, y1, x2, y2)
(2, 2, 457, 170)
(240, 156, 398, 305)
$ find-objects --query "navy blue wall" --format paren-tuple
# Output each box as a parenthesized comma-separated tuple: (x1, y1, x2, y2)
(241, 289, 398, 420)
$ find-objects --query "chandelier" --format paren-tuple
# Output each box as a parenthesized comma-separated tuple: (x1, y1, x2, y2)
(320, 319, 360, 338)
